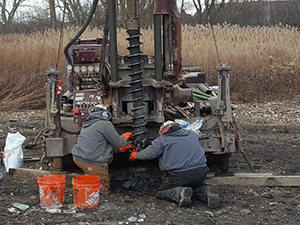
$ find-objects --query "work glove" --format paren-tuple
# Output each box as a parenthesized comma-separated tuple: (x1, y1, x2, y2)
(129, 150, 137, 160)
(122, 132, 132, 140)
(118, 143, 135, 153)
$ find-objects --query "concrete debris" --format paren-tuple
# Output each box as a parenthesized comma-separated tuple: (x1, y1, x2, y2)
(12, 203, 29, 211)
(138, 213, 146, 218)
(240, 209, 251, 215)
(269, 202, 280, 206)
(45, 207, 61, 213)
(8, 207, 17, 213)
(127, 217, 137, 222)
(62, 209, 76, 214)
(99, 203, 125, 211)
(127, 214, 146, 223)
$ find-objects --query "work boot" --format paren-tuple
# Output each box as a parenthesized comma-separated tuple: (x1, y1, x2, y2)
(193, 186, 220, 209)
(207, 191, 219, 209)
(178, 187, 193, 207)
(155, 187, 193, 207)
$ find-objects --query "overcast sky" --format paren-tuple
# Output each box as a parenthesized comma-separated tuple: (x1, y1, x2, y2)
(19, 0, 196, 13)
(23, 0, 47, 8)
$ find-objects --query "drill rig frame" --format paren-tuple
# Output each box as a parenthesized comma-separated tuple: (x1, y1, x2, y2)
(44, 0, 238, 172)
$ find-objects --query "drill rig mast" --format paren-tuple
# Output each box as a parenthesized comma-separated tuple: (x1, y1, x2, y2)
(124, 0, 147, 149)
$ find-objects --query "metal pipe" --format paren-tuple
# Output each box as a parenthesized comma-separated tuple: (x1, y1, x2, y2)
(182, 66, 202, 72)
(154, 14, 163, 81)
(197, 84, 212, 95)
(193, 92, 238, 109)
(239, 141, 255, 172)
(61, 90, 72, 103)
(168, 0, 173, 70)
(99, 6, 109, 82)
(108, 0, 118, 82)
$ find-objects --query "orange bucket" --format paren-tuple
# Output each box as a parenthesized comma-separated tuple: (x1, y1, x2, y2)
(38, 174, 66, 207)
(72, 175, 101, 208)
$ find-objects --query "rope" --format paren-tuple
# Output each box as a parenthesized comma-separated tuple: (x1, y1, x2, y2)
(55, 0, 67, 69)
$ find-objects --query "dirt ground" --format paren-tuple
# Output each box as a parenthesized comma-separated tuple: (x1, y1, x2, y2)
(1, 97, 300, 225)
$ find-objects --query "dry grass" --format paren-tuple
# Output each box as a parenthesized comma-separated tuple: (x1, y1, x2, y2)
(1, 24, 300, 109)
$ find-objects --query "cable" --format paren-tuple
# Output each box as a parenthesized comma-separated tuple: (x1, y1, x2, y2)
(64, 0, 99, 65)
(208, 14, 221, 65)
(55, 0, 67, 69)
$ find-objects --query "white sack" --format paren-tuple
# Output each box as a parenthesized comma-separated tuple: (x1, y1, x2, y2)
(3, 132, 26, 172)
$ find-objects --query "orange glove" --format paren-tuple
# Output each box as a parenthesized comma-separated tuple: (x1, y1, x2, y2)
(122, 132, 132, 140)
(119, 143, 135, 152)
(129, 151, 137, 160)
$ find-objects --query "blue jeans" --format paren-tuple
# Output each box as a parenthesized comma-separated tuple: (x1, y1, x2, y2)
(158, 166, 209, 190)
(155, 166, 209, 202)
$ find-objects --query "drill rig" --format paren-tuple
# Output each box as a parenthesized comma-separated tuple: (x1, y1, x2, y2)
(44, 0, 237, 172)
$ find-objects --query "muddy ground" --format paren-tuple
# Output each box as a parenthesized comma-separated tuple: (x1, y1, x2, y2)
(1, 97, 300, 225)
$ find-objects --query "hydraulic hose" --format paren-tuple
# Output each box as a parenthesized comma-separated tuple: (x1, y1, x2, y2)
(64, 0, 99, 65)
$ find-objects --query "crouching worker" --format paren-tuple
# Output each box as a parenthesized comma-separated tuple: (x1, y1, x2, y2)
(129, 121, 219, 208)
(72, 104, 133, 195)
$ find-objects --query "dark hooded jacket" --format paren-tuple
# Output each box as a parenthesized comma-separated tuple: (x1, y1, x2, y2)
(135, 125, 207, 172)
(72, 109, 127, 165)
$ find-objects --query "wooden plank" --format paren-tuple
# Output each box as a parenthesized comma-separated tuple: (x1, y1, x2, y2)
(9, 168, 82, 184)
(61, 223, 119, 225)
(9, 168, 53, 178)
(9, 169, 300, 187)
(205, 173, 300, 187)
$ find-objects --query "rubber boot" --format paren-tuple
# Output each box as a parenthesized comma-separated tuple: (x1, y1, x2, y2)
(155, 187, 193, 207)
(193, 186, 220, 209)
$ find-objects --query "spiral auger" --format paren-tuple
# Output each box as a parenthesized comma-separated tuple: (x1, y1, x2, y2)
(127, 29, 148, 148)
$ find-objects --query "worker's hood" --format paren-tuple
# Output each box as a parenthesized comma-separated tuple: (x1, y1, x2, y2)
(82, 109, 110, 127)
(163, 124, 190, 137)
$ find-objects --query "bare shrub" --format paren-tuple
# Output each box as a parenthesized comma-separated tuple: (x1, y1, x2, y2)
(1, 24, 300, 110)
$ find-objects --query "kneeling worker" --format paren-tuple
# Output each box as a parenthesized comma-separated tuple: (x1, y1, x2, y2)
(129, 121, 219, 208)
(72, 104, 132, 195)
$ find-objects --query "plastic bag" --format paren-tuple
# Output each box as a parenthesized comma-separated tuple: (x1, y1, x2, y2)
(3, 132, 26, 172)
(174, 119, 190, 129)
(189, 120, 203, 134)
(175, 119, 203, 135)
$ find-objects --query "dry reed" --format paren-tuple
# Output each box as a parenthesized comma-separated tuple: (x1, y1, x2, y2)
(0, 24, 300, 110)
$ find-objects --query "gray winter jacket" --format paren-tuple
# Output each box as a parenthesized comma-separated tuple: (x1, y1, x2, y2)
(72, 112, 127, 166)
(136, 128, 207, 172)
